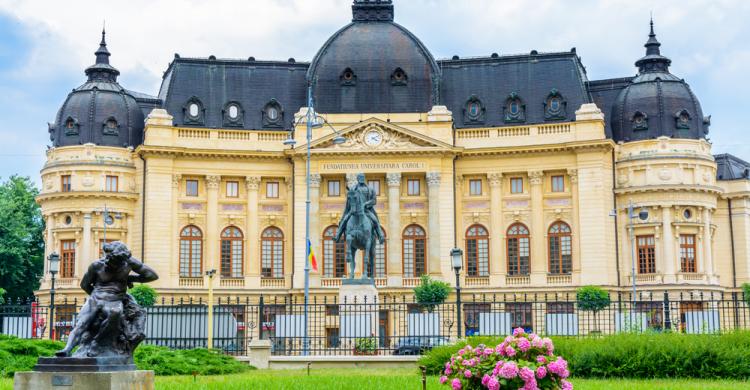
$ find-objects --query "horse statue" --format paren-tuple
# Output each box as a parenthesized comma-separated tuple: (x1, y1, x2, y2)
(334, 173, 384, 280)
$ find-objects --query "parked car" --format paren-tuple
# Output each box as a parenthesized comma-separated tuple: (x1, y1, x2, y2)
(392, 336, 449, 355)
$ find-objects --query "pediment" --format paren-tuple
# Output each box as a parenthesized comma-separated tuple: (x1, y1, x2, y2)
(301, 118, 454, 153)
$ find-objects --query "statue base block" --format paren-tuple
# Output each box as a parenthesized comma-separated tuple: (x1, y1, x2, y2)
(34, 356, 136, 372)
(339, 281, 378, 304)
(14, 370, 154, 390)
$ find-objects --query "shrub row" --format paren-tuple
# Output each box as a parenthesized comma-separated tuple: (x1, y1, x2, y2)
(419, 331, 750, 379)
(0, 335, 251, 377)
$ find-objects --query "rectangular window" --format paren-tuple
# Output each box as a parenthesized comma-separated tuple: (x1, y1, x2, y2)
(60, 239, 76, 278)
(105, 175, 118, 192)
(226, 181, 239, 198)
(367, 180, 381, 196)
(186, 180, 199, 197)
(61, 175, 71, 192)
(407, 179, 420, 196)
(325, 327, 340, 348)
(551, 175, 564, 192)
(637, 235, 656, 274)
(510, 177, 523, 194)
(506, 303, 533, 331)
(679, 234, 697, 273)
(266, 182, 279, 199)
(328, 180, 341, 197)
(469, 179, 482, 196)
(463, 303, 491, 336)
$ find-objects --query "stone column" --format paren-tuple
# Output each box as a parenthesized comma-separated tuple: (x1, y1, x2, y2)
(567, 169, 581, 278)
(426, 172, 441, 275)
(702, 208, 715, 282)
(386, 172, 402, 285)
(81, 212, 92, 276)
(206, 175, 221, 274)
(488, 173, 503, 278)
(661, 206, 675, 283)
(246, 176, 260, 278)
(171, 174, 181, 277)
(309, 174, 322, 280)
(528, 171, 545, 284)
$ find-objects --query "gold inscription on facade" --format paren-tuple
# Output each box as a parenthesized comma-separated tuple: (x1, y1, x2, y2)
(320, 162, 426, 172)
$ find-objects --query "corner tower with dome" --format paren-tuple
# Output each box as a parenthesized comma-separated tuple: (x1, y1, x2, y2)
(36, 1, 750, 314)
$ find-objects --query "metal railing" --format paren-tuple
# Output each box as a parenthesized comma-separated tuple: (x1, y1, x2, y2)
(1, 291, 748, 356)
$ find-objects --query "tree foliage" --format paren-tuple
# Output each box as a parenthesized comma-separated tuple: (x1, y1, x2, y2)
(0, 176, 44, 299)
(576, 286, 611, 312)
(413, 275, 452, 311)
(742, 283, 750, 305)
(130, 284, 158, 307)
(0, 287, 5, 305)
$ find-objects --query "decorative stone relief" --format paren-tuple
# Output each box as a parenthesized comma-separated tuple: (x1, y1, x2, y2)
(566, 169, 578, 184)
(386, 172, 401, 187)
(321, 123, 435, 150)
(426, 172, 441, 187)
(528, 171, 544, 185)
(206, 175, 221, 189)
(245, 176, 260, 191)
(488, 173, 502, 187)
(82, 175, 94, 188)
(172, 174, 182, 188)
(309, 174, 322, 188)
(658, 168, 672, 181)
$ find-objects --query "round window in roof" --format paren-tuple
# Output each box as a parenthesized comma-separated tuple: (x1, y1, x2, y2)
(510, 101, 520, 115)
(550, 97, 560, 112)
(228, 105, 239, 119)
(468, 102, 480, 117)
(66, 119, 75, 129)
(106, 119, 117, 129)
(267, 106, 279, 121)
(188, 103, 199, 118)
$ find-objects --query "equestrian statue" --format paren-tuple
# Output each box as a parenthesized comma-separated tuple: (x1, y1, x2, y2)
(334, 173, 384, 280)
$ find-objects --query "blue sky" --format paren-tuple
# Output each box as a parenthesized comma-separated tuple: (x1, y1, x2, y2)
(1, 0, 749, 186)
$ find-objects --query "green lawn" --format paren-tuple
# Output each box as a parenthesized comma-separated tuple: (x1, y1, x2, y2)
(2, 369, 748, 389)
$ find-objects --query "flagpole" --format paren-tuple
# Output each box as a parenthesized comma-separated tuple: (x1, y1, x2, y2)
(303, 82, 313, 356)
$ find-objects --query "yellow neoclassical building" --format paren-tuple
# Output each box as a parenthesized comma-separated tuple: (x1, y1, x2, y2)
(36, 1, 750, 303)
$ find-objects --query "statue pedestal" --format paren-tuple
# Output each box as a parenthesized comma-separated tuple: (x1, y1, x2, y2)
(14, 370, 154, 390)
(339, 280, 379, 350)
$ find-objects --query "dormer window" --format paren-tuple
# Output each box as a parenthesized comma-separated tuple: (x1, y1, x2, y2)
(631, 111, 649, 131)
(222, 102, 244, 127)
(503, 92, 526, 123)
(102, 117, 119, 136)
(63, 117, 79, 136)
(675, 109, 691, 129)
(262, 99, 284, 128)
(183, 97, 205, 125)
(340, 68, 357, 86)
(544, 89, 567, 121)
(391, 67, 408, 86)
(463, 95, 485, 124)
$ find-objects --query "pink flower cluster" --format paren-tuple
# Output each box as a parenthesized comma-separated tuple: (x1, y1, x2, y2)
(439, 328, 572, 390)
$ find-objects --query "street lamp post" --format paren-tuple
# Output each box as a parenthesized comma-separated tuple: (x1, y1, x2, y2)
(450, 248, 463, 339)
(47, 252, 60, 340)
(285, 82, 345, 355)
(206, 269, 216, 349)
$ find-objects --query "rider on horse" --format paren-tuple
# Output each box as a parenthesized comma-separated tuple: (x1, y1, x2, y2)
(334, 173, 384, 244)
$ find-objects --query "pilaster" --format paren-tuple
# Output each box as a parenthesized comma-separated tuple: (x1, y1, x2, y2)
(427, 172, 441, 275)
(488, 173, 504, 279)
(567, 169, 581, 282)
(81, 213, 92, 276)
(662, 206, 676, 283)
(703, 207, 716, 283)
(170, 174, 181, 278)
(246, 176, 261, 279)
(206, 175, 220, 274)
(386, 172, 402, 285)
(309, 174, 322, 283)
(528, 170, 545, 285)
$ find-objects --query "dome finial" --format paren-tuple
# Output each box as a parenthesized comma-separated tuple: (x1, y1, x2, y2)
(352, 0, 394, 22)
(635, 16, 671, 74)
(95, 22, 111, 65)
(85, 25, 119, 82)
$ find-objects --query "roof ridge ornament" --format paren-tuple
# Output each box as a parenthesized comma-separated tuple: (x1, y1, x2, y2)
(352, 0, 394, 22)
(85, 26, 120, 82)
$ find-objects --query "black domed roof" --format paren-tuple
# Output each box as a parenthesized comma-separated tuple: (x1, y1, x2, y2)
(49, 30, 144, 148)
(307, 0, 440, 113)
(611, 21, 708, 142)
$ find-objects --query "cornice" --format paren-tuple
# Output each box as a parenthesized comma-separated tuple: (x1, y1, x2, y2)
(461, 139, 615, 157)
(136, 146, 287, 160)
(36, 191, 139, 202)
(615, 184, 723, 196)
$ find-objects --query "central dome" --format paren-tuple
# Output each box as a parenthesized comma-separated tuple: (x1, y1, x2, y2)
(307, 0, 440, 114)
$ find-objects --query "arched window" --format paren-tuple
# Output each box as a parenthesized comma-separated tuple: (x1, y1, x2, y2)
(544, 89, 567, 121)
(402, 225, 426, 278)
(675, 109, 691, 129)
(262, 99, 284, 128)
(391, 67, 408, 86)
(261, 227, 284, 278)
(323, 226, 346, 278)
(220, 226, 244, 278)
(503, 92, 526, 123)
(179, 225, 202, 277)
(463, 95, 485, 124)
(466, 225, 489, 277)
(183, 97, 204, 125)
(507, 223, 530, 276)
(374, 228, 387, 278)
(548, 222, 572, 274)
(631, 111, 649, 131)
(222, 101, 244, 127)
(103, 117, 119, 136)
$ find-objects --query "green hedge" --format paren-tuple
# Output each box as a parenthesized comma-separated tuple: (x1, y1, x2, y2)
(0, 335, 251, 377)
(419, 332, 750, 379)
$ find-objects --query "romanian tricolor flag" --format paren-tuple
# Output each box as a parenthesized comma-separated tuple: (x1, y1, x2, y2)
(307, 239, 318, 272)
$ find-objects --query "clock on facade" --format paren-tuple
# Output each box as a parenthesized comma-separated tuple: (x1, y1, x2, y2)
(364, 130, 383, 146)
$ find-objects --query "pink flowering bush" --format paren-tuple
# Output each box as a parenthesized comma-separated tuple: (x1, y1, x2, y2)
(439, 328, 572, 390)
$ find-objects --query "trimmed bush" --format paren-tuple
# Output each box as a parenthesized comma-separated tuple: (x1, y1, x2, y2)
(742, 283, 750, 305)
(414, 275, 452, 311)
(129, 284, 158, 307)
(420, 332, 750, 379)
(0, 336, 251, 377)
(576, 286, 611, 332)
(134, 345, 252, 375)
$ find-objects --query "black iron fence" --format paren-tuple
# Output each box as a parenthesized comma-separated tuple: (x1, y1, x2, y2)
(1, 291, 749, 356)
